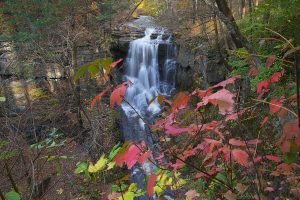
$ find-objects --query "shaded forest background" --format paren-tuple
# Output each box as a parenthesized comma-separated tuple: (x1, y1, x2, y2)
(0, 0, 299, 199)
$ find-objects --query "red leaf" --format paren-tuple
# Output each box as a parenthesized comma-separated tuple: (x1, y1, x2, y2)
(204, 138, 222, 145)
(261, 116, 269, 127)
(111, 58, 123, 68)
(192, 89, 210, 98)
(270, 98, 282, 114)
(257, 80, 270, 94)
(90, 85, 113, 108)
(137, 151, 152, 165)
(147, 175, 156, 197)
(211, 75, 241, 89)
(229, 139, 246, 147)
(279, 120, 300, 153)
(172, 92, 190, 111)
(247, 139, 262, 145)
(165, 123, 190, 136)
(110, 82, 129, 107)
(248, 66, 259, 76)
(270, 71, 284, 83)
(232, 149, 249, 167)
(199, 89, 235, 115)
(171, 159, 185, 170)
(114, 143, 141, 169)
(265, 155, 281, 162)
(266, 55, 276, 69)
(254, 156, 262, 163)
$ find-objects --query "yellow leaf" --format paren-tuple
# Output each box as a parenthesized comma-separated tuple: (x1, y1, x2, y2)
(107, 162, 115, 170)
(88, 154, 107, 173)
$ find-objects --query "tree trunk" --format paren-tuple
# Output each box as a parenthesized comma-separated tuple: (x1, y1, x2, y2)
(213, 14, 231, 71)
(248, 0, 253, 13)
(214, 0, 261, 66)
(240, 0, 246, 18)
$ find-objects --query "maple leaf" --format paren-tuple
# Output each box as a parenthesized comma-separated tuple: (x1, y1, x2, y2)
(185, 190, 200, 200)
(124, 144, 141, 169)
(257, 80, 270, 94)
(232, 149, 249, 167)
(147, 175, 156, 197)
(266, 55, 276, 69)
(114, 142, 141, 169)
(111, 58, 123, 69)
(200, 89, 235, 115)
(172, 92, 190, 111)
(265, 155, 281, 162)
(90, 85, 113, 108)
(269, 98, 282, 114)
(110, 82, 129, 107)
(248, 66, 259, 76)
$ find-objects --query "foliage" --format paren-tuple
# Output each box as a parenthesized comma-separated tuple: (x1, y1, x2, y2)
(74, 41, 299, 199)
(0, 140, 17, 161)
(5, 191, 21, 200)
(30, 129, 65, 150)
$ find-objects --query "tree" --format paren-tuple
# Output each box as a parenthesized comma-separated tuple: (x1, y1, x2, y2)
(211, 0, 261, 66)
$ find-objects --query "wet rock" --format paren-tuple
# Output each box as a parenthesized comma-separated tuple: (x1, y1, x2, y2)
(202, 49, 228, 86)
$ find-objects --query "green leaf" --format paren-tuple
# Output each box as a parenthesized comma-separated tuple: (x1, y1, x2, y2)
(47, 155, 57, 161)
(74, 65, 88, 80)
(100, 57, 113, 73)
(0, 96, 6, 102)
(108, 142, 121, 161)
(5, 191, 21, 200)
(74, 162, 88, 174)
(88, 65, 99, 78)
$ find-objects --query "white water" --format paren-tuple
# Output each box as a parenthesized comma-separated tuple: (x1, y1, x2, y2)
(121, 28, 177, 117)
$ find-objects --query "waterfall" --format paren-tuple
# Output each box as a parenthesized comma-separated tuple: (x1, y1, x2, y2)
(122, 28, 177, 117)
(120, 26, 177, 200)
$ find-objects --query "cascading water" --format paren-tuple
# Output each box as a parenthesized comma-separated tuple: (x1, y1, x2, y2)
(122, 28, 177, 117)
(120, 23, 177, 200)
